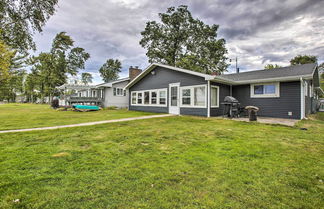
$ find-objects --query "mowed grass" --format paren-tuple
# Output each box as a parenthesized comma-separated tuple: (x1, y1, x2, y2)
(0, 114, 323, 208)
(0, 103, 156, 130)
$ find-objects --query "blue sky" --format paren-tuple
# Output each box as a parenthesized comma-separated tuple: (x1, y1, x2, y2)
(33, 0, 324, 84)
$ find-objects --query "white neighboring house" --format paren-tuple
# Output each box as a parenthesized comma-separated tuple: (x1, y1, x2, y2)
(95, 66, 142, 108)
(96, 78, 130, 108)
(58, 66, 142, 108)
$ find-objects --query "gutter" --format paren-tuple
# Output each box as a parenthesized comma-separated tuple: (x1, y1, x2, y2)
(300, 77, 305, 119)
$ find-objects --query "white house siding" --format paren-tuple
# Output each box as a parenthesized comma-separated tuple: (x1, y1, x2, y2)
(103, 80, 129, 108)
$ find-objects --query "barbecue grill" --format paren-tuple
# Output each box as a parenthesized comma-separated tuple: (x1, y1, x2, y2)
(221, 96, 245, 118)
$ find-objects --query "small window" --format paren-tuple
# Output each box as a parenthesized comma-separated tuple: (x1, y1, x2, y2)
(131, 92, 137, 104)
(144, 91, 150, 104)
(211, 86, 219, 107)
(151, 91, 157, 104)
(159, 90, 166, 105)
(251, 83, 279, 98)
(254, 85, 264, 95)
(137, 92, 143, 104)
(181, 88, 191, 105)
(114, 88, 125, 96)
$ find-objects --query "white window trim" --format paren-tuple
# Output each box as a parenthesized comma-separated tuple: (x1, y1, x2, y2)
(180, 84, 207, 108)
(130, 88, 167, 107)
(250, 82, 280, 98)
(211, 85, 220, 108)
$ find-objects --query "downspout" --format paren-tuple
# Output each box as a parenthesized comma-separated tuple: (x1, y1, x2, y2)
(207, 80, 211, 117)
(300, 77, 304, 119)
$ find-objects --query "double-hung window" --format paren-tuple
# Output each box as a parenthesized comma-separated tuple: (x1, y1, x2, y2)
(137, 92, 143, 104)
(151, 91, 157, 104)
(211, 86, 219, 107)
(144, 91, 150, 104)
(251, 83, 280, 98)
(131, 92, 137, 105)
(180, 85, 206, 107)
(181, 88, 191, 105)
(159, 90, 166, 105)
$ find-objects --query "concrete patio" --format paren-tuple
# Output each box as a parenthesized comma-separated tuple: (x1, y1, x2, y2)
(219, 116, 299, 126)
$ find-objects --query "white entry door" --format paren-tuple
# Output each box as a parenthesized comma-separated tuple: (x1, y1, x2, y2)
(169, 83, 180, 115)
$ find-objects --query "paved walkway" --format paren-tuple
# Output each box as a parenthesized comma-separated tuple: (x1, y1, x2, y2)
(0, 114, 173, 134)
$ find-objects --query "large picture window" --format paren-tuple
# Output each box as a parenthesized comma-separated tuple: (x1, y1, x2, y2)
(211, 86, 219, 107)
(130, 88, 167, 107)
(180, 85, 206, 107)
(251, 83, 280, 98)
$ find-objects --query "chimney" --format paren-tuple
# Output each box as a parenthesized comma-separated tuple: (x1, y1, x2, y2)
(211, 71, 221, 76)
(129, 66, 142, 80)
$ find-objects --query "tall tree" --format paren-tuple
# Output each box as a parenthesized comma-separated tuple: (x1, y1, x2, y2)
(81, 73, 93, 85)
(290, 55, 317, 65)
(264, 64, 282, 70)
(99, 59, 122, 82)
(140, 5, 228, 74)
(29, 32, 90, 102)
(0, 0, 58, 52)
(0, 39, 13, 86)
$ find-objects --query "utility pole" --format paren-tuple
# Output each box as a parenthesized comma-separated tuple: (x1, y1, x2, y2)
(235, 57, 239, 73)
(230, 57, 239, 73)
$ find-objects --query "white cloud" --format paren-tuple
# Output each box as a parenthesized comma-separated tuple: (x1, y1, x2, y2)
(33, 0, 324, 79)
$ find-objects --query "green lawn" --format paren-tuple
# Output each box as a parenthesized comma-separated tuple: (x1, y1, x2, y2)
(0, 112, 323, 208)
(0, 103, 156, 130)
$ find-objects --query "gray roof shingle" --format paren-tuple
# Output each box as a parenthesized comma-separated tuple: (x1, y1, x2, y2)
(218, 63, 316, 82)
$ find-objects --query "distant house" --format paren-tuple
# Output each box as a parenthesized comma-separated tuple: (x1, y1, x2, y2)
(125, 63, 323, 119)
(58, 66, 142, 108)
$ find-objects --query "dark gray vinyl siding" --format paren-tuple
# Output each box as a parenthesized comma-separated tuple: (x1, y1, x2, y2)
(181, 108, 207, 116)
(210, 82, 231, 116)
(130, 106, 168, 113)
(130, 66, 206, 90)
(232, 81, 301, 119)
(129, 66, 208, 116)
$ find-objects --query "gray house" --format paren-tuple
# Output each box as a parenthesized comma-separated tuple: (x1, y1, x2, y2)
(125, 63, 323, 119)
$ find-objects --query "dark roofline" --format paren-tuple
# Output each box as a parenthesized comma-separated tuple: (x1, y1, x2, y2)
(212, 63, 318, 85)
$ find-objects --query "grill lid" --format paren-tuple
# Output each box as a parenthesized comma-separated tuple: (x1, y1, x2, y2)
(224, 96, 239, 103)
